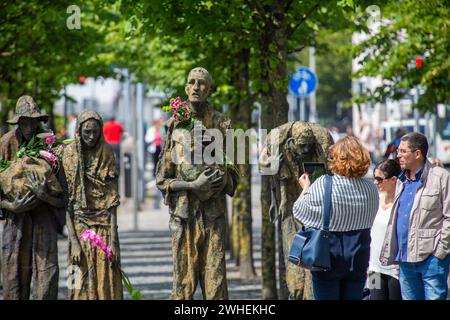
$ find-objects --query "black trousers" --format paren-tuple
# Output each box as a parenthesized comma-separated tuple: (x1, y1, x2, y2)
(368, 272, 402, 300)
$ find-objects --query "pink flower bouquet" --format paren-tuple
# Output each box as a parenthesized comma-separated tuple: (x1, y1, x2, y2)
(162, 97, 194, 130)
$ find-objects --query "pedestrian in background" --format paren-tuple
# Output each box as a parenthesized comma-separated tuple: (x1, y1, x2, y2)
(368, 159, 402, 300)
(380, 132, 450, 300)
(293, 136, 379, 300)
(103, 116, 124, 174)
(68, 113, 78, 139)
(145, 118, 163, 177)
(345, 125, 354, 137)
(359, 121, 376, 163)
(384, 128, 407, 160)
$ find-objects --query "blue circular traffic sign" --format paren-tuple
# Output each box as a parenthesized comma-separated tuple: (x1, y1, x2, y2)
(289, 67, 317, 97)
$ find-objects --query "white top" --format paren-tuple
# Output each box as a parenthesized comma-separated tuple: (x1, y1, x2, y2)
(368, 201, 399, 279)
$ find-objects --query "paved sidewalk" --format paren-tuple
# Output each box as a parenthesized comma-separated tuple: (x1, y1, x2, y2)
(51, 175, 262, 300)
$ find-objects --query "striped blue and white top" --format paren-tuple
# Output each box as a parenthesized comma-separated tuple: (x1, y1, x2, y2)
(293, 175, 379, 232)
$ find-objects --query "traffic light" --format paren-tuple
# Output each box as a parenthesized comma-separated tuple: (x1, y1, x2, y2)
(78, 75, 87, 84)
(415, 56, 423, 68)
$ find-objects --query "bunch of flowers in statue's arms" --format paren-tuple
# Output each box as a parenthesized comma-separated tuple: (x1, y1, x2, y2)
(162, 97, 195, 131)
(14, 131, 75, 169)
(0, 132, 74, 202)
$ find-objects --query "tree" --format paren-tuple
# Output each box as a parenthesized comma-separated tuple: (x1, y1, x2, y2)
(0, 1, 116, 134)
(119, 0, 360, 297)
(352, 0, 450, 111)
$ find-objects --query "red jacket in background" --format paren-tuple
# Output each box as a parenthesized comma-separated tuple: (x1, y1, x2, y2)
(103, 120, 124, 144)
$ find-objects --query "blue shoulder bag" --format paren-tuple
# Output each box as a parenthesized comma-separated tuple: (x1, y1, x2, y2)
(288, 174, 333, 271)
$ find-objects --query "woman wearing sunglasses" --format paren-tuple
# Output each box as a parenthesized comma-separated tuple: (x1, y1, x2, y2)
(368, 159, 402, 300)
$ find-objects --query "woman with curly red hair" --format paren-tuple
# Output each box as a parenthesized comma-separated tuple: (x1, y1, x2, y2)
(293, 136, 379, 300)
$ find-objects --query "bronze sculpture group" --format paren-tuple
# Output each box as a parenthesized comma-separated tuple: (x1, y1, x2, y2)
(0, 68, 333, 300)
(0, 98, 122, 300)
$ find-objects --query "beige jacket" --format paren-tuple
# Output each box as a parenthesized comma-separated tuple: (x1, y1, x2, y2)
(380, 160, 450, 265)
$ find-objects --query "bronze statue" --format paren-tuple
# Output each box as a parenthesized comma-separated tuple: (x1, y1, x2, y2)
(62, 110, 123, 300)
(260, 121, 334, 300)
(156, 67, 238, 299)
(0, 95, 63, 300)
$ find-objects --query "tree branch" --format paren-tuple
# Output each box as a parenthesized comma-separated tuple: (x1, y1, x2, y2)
(286, 3, 321, 38)
(287, 45, 306, 55)
(0, 10, 30, 26)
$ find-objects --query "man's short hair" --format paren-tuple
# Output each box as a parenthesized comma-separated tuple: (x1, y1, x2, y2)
(188, 67, 212, 85)
(401, 132, 428, 158)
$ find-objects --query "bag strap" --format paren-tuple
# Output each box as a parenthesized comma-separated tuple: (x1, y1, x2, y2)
(322, 175, 333, 231)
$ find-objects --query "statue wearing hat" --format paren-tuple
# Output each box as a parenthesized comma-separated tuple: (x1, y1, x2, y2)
(0, 95, 64, 300)
(259, 121, 334, 300)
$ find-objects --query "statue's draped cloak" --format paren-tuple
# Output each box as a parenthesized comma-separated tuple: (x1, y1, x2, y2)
(62, 110, 123, 300)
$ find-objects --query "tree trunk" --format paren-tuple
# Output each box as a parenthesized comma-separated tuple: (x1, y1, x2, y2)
(228, 48, 256, 278)
(236, 162, 255, 278)
(257, 1, 290, 297)
(277, 218, 289, 300)
(0, 111, 9, 136)
(261, 175, 277, 299)
(223, 195, 231, 252)
(260, 98, 277, 299)
(230, 205, 240, 265)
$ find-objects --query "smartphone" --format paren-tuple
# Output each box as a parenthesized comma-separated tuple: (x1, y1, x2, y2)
(302, 162, 326, 183)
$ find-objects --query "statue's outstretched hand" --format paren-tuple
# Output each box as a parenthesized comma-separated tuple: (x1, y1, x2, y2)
(191, 168, 223, 200)
(71, 239, 83, 265)
(25, 171, 47, 201)
(0, 191, 39, 213)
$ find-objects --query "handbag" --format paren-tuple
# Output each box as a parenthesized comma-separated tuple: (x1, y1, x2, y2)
(288, 174, 333, 271)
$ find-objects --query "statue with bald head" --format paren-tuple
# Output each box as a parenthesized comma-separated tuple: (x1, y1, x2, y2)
(156, 67, 238, 300)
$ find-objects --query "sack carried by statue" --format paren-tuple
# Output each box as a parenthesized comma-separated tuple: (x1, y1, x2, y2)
(288, 175, 333, 271)
(0, 156, 63, 203)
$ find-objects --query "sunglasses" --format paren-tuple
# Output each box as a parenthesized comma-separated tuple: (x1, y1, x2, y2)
(374, 176, 389, 183)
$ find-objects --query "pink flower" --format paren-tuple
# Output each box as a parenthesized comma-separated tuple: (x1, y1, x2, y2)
(184, 113, 190, 120)
(181, 102, 188, 107)
(93, 234, 104, 248)
(39, 150, 58, 168)
(172, 106, 178, 113)
(44, 135, 56, 145)
(37, 132, 56, 145)
(80, 229, 92, 241)
(79, 228, 114, 261)
(173, 114, 178, 121)
(170, 97, 181, 108)
(105, 246, 113, 260)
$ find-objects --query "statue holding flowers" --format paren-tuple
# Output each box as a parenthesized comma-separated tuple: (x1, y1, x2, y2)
(0, 95, 67, 300)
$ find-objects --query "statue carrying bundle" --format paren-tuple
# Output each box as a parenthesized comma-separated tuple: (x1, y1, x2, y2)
(0, 132, 72, 203)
